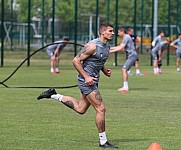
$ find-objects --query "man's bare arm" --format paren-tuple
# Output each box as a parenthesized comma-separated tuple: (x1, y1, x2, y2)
(109, 44, 125, 53)
(72, 43, 96, 79)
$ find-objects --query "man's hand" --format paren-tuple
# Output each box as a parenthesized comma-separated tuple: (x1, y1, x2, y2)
(84, 76, 98, 86)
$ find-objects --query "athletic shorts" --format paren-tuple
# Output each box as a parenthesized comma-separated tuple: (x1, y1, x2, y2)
(78, 79, 98, 95)
(176, 50, 181, 58)
(152, 51, 158, 60)
(126, 53, 139, 61)
(46, 49, 54, 58)
(123, 54, 138, 71)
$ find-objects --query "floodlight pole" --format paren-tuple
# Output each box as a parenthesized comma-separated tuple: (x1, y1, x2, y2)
(153, 0, 158, 38)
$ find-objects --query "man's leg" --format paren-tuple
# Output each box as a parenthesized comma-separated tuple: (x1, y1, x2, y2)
(135, 60, 142, 76)
(86, 90, 118, 148)
(50, 57, 55, 73)
(176, 57, 180, 72)
(37, 89, 90, 114)
(54, 56, 60, 73)
(153, 59, 159, 74)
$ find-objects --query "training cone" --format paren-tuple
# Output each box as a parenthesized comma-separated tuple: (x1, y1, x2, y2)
(148, 142, 162, 150)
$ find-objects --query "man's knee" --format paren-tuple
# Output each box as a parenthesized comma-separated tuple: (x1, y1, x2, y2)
(97, 106, 106, 115)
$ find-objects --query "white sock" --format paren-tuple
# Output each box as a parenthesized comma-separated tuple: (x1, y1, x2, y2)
(55, 67, 59, 72)
(99, 132, 107, 145)
(123, 81, 128, 89)
(51, 68, 54, 73)
(51, 94, 63, 101)
(177, 68, 180, 72)
(127, 70, 131, 74)
(136, 69, 140, 74)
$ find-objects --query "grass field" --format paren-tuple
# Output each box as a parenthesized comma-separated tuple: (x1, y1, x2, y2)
(0, 51, 181, 150)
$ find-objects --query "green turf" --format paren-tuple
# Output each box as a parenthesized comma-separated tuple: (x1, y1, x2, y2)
(0, 52, 181, 150)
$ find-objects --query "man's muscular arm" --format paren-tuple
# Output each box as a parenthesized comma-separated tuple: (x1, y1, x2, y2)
(72, 43, 97, 85)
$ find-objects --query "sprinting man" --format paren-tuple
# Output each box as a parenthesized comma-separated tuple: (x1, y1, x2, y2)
(46, 37, 70, 74)
(170, 32, 181, 72)
(152, 31, 165, 74)
(152, 38, 171, 74)
(37, 22, 118, 148)
(110, 27, 138, 93)
(127, 27, 142, 76)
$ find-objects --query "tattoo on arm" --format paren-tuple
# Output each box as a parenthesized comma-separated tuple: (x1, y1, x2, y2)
(76, 48, 87, 57)
(94, 90, 102, 102)
(62, 100, 74, 109)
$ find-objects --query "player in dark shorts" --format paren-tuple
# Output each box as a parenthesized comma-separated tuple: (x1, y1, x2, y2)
(152, 38, 171, 74)
(127, 28, 142, 76)
(110, 27, 138, 93)
(171, 33, 181, 72)
(37, 22, 118, 149)
(46, 37, 70, 74)
(151, 31, 165, 74)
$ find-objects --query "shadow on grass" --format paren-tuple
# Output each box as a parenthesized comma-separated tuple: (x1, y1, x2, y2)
(131, 88, 149, 91)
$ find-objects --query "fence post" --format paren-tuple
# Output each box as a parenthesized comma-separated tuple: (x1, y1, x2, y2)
(27, 0, 31, 66)
(74, 0, 78, 56)
(1, 0, 5, 67)
(114, 0, 118, 66)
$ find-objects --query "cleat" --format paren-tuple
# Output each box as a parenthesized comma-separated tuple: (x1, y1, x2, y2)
(136, 73, 143, 76)
(127, 70, 133, 76)
(100, 141, 118, 149)
(37, 88, 57, 100)
(51, 71, 57, 74)
(55, 71, 60, 74)
(117, 87, 128, 93)
(154, 72, 159, 75)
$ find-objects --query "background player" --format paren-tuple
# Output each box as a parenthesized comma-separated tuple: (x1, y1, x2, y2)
(127, 27, 142, 76)
(46, 37, 70, 74)
(151, 31, 165, 74)
(170, 32, 181, 72)
(152, 38, 171, 74)
(110, 27, 138, 93)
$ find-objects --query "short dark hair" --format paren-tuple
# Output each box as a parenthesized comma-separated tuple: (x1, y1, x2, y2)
(63, 37, 70, 41)
(128, 27, 133, 32)
(178, 32, 181, 36)
(118, 27, 126, 33)
(159, 30, 164, 34)
(99, 22, 113, 35)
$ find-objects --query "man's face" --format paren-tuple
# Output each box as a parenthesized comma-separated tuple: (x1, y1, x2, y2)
(160, 32, 165, 37)
(103, 26, 114, 41)
(129, 29, 134, 35)
(179, 35, 181, 39)
(118, 30, 124, 37)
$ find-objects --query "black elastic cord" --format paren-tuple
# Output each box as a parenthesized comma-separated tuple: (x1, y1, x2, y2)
(0, 42, 83, 88)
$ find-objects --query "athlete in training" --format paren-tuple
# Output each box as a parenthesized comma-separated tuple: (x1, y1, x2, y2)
(151, 31, 165, 74)
(46, 37, 70, 74)
(37, 22, 118, 149)
(110, 27, 138, 93)
(170, 32, 181, 72)
(152, 38, 171, 74)
(127, 27, 142, 76)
